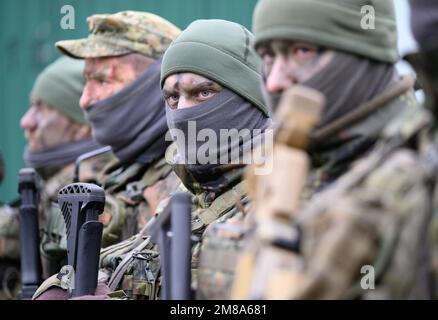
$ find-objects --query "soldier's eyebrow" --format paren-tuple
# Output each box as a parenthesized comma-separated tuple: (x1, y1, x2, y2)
(162, 87, 178, 98)
(83, 62, 111, 81)
(162, 75, 182, 97)
(180, 81, 222, 95)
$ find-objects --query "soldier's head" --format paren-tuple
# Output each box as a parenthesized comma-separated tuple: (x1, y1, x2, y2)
(20, 56, 89, 152)
(56, 11, 181, 109)
(161, 19, 271, 191)
(55, 11, 181, 163)
(161, 19, 268, 113)
(410, 0, 438, 110)
(253, 0, 399, 124)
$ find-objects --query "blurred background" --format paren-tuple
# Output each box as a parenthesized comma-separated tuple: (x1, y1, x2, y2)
(0, 0, 418, 204)
(0, 0, 259, 203)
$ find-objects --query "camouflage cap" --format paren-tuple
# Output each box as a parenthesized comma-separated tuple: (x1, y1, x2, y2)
(56, 11, 181, 59)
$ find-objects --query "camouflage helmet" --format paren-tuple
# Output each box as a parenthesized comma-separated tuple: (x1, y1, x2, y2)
(56, 11, 181, 59)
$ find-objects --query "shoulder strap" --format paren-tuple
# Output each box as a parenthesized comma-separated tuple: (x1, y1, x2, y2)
(32, 274, 62, 300)
(197, 181, 247, 226)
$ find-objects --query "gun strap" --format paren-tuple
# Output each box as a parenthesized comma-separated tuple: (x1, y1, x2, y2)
(108, 237, 152, 291)
(196, 181, 247, 227)
(107, 217, 158, 291)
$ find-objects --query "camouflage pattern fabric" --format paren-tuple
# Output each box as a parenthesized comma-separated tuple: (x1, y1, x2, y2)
(96, 157, 180, 247)
(283, 106, 433, 299)
(235, 79, 436, 299)
(196, 201, 254, 300)
(97, 164, 248, 300)
(56, 11, 181, 59)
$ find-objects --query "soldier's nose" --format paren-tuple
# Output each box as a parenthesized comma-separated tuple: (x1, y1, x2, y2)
(177, 96, 197, 109)
(79, 85, 93, 109)
(265, 57, 293, 94)
(20, 108, 37, 130)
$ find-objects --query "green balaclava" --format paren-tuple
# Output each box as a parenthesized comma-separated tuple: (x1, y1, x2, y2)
(253, 0, 399, 64)
(30, 56, 87, 124)
(161, 19, 270, 117)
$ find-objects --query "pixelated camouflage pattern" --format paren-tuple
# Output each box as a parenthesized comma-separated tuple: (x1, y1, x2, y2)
(195, 201, 254, 300)
(96, 157, 180, 247)
(56, 11, 181, 59)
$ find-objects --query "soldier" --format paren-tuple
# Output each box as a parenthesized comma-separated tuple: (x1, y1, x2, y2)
(229, 0, 436, 299)
(32, 11, 182, 300)
(160, 18, 271, 300)
(0, 56, 107, 299)
(49, 19, 271, 301)
(410, 0, 438, 300)
(57, 11, 182, 246)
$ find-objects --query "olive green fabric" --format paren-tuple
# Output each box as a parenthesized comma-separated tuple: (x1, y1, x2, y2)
(253, 0, 399, 63)
(30, 56, 87, 125)
(160, 19, 269, 116)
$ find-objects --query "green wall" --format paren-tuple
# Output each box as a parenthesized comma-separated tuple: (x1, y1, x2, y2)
(0, 0, 259, 203)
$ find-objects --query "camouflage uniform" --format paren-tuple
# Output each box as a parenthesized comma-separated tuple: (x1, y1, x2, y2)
(95, 144, 249, 300)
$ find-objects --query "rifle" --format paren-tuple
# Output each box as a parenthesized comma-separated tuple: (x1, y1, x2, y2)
(18, 168, 43, 299)
(149, 192, 192, 300)
(231, 86, 325, 299)
(58, 183, 105, 297)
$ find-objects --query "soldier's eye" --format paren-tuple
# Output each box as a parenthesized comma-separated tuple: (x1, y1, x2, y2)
(165, 94, 179, 108)
(197, 90, 216, 100)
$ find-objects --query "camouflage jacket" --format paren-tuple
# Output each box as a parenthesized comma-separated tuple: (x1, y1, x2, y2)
(234, 78, 437, 300)
(95, 157, 180, 247)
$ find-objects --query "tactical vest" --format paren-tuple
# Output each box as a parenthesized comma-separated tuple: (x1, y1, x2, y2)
(293, 103, 435, 299)
(98, 181, 247, 300)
